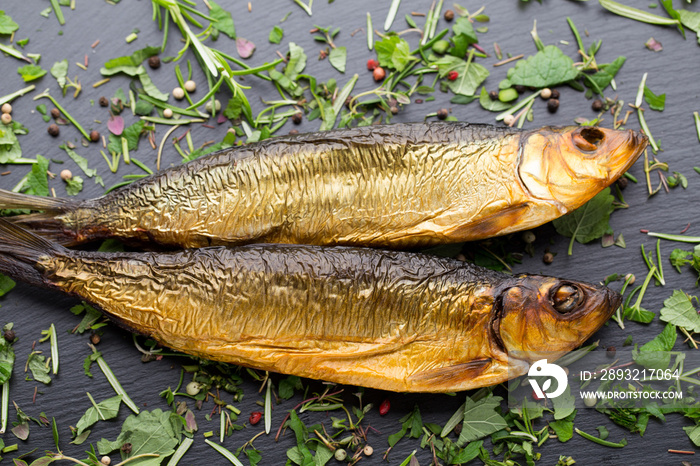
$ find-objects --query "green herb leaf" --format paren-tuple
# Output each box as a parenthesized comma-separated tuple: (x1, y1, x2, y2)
(598, 0, 681, 28)
(553, 187, 615, 254)
(223, 93, 246, 120)
(27, 352, 51, 385)
(479, 87, 510, 112)
(684, 424, 700, 447)
(659, 290, 700, 333)
(0, 325, 16, 384)
(209, 1, 236, 40)
(0, 124, 23, 164)
(388, 405, 422, 448)
(586, 56, 625, 94)
(76, 395, 122, 436)
(507, 45, 579, 88)
(375, 35, 414, 72)
(49, 60, 68, 91)
(552, 385, 576, 420)
(138, 70, 169, 101)
(269, 25, 284, 44)
(433, 55, 489, 97)
(17, 64, 47, 83)
(104, 46, 160, 69)
(59, 145, 98, 179)
(0, 12, 19, 35)
(278, 375, 302, 400)
(449, 17, 478, 57)
(96, 409, 181, 463)
(26, 155, 50, 197)
(64, 175, 84, 196)
(328, 46, 346, 73)
(0, 274, 15, 297)
(459, 395, 508, 444)
(623, 305, 655, 324)
(643, 85, 665, 111)
(634, 323, 677, 370)
(549, 411, 576, 442)
(285, 43, 307, 81)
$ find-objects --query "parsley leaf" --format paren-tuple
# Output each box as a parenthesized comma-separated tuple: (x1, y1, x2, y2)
(553, 187, 615, 255)
(458, 395, 508, 444)
(0, 323, 16, 384)
(434, 54, 489, 96)
(634, 323, 677, 370)
(449, 17, 478, 57)
(586, 56, 625, 95)
(76, 395, 122, 436)
(0, 11, 19, 35)
(27, 352, 52, 385)
(17, 64, 47, 82)
(97, 409, 182, 464)
(209, 1, 236, 40)
(643, 85, 665, 111)
(0, 274, 15, 297)
(269, 25, 283, 44)
(329, 46, 346, 73)
(375, 35, 414, 72)
(50, 59, 68, 92)
(479, 87, 510, 112)
(549, 411, 576, 442)
(64, 175, 84, 196)
(659, 290, 700, 333)
(26, 155, 50, 197)
(507, 45, 579, 88)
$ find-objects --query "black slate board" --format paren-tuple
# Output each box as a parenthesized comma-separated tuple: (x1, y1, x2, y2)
(0, 1, 699, 465)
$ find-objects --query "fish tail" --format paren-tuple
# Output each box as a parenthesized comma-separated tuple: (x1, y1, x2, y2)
(0, 218, 62, 288)
(0, 189, 80, 245)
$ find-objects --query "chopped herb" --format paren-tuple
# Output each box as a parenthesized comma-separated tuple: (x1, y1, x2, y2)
(459, 395, 508, 444)
(552, 187, 615, 255)
(634, 323, 677, 370)
(209, 1, 236, 40)
(375, 35, 415, 72)
(0, 12, 19, 35)
(75, 394, 122, 436)
(643, 85, 665, 111)
(660, 289, 700, 332)
(507, 45, 578, 88)
(269, 25, 284, 45)
(50, 59, 68, 92)
(328, 46, 347, 73)
(16, 64, 47, 82)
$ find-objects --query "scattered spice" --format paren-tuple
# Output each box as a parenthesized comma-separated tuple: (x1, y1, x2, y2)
(163, 108, 173, 119)
(173, 87, 185, 100)
(98, 96, 109, 107)
(3, 329, 16, 343)
(0, 113, 11, 125)
(372, 66, 386, 81)
(550, 89, 560, 99)
(488, 90, 499, 100)
(436, 108, 448, 120)
(1, 103, 11, 114)
(444, 9, 454, 22)
(90, 130, 100, 142)
(292, 112, 303, 124)
(148, 56, 161, 69)
(606, 346, 616, 358)
(547, 98, 559, 113)
(540, 88, 552, 100)
(366, 58, 378, 71)
(364, 445, 374, 456)
(60, 169, 72, 181)
(379, 399, 390, 415)
(447, 70, 458, 81)
(50, 107, 60, 119)
(514, 84, 526, 94)
(47, 124, 60, 137)
(592, 99, 604, 111)
(543, 252, 554, 264)
(249, 411, 262, 425)
(90, 332, 101, 345)
(334, 449, 347, 461)
(100, 456, 111, 465)
(184, 80, 197, 93)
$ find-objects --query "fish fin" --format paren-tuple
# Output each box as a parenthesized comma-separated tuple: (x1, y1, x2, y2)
(0, 218, 62, 287)
(0, 189, 81, 245)
(448, 203, 531, 241)
(408, 358, 492, 388)
(0, 189, 74, 212)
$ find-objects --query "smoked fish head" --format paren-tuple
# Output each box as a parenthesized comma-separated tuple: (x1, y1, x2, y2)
(494, 274, 621, 364)
(518, 126, 647, 211)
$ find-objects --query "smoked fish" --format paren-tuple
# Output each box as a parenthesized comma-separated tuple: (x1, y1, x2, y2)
(0, 219, 620, 392)
(0, 122, 646, 249)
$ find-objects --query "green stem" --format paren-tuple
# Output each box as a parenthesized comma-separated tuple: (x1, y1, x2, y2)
(49, 0, 66, 25)
(0, 85, 36, 107)
(33, 90, 90, 140)
(575, 428, 627, 448)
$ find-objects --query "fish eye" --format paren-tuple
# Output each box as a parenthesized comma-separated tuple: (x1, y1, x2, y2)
(551, 284, 584, 314)
(572, 127, 605, 152)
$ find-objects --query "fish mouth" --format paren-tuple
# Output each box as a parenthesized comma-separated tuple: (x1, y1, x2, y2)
(489, 292, 507, 355)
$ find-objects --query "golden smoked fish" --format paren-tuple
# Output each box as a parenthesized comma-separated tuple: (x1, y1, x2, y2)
(0, 122, 646, 249)
(0, 219, 620, 392)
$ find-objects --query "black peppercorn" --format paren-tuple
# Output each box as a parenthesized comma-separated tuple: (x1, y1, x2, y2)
(550, 89, 560, 99)
(547, 98, 559, 113)
(592, 99, 604, 111)
(543, 252, 554, 264)
(89, 130, 100, 142)
(148, 56, 161, 69)
(47, 124, 60, 137)
(514, 85, 526, 94)
(489, 90, 499, 101)
(3, 329, 16, 343)
(292, 112, 302, 124)
(444, 10, 455, 21)
(99, 96, 109, 107)
(436, 108, 449, 120)
(50, 108, 60, 119)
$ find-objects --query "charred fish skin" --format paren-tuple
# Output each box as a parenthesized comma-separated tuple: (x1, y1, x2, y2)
(0, 219, 619, 393)
(1, 122, 646, 248)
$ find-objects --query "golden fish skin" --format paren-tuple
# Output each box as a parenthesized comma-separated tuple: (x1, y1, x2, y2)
(0, 122, 646, 248)
(0, 220, 620, 393)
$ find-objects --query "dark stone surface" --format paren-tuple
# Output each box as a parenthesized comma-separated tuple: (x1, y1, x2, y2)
(0, 1, 698, 464)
